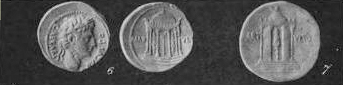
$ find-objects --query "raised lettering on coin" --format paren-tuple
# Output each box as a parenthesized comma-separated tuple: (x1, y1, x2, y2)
(239, 1, 320, 82)
(120, 2, 193, 72)
(37, 1, 110, 72)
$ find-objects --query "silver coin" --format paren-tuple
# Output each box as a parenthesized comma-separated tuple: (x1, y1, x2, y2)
(239, 1, 320, 82)
(120, 2, 193, 72)
(37, 1, 110, 72)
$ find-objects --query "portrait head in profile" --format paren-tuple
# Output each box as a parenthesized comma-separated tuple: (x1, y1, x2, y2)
(57, 14, 97, 71)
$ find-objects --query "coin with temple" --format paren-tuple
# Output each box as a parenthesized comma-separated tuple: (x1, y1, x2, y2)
(239, 1, 320, 82)
(37, 1, 110, 72)
(120, 2, 193, 72)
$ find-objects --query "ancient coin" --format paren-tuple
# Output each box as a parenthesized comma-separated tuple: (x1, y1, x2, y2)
(37, 1, 110, 72)
(120, 2, 193, 72)
(239, 1, 320, 82)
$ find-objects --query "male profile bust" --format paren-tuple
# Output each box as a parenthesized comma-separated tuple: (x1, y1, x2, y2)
(38, 1, 110, 72)
(57, 14, 97, 71)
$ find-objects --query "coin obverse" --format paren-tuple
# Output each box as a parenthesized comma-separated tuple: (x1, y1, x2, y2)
(120, 2, 193, 72)
(37, 1, 110, 72)
(239, 1, 320, 82)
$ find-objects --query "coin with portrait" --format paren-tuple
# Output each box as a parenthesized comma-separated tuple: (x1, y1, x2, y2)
(37, 1, 110, 72)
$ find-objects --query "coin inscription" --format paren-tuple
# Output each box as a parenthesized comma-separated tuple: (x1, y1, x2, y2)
(120, 2, 193, 72)
(239, 1, 320, 82)
(38, 1, 110, 72)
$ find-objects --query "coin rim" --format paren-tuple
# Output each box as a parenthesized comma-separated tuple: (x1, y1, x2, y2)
(37, 1, 110, 72)
(239, 1, 320, 82)
(120, 2, 193, 72)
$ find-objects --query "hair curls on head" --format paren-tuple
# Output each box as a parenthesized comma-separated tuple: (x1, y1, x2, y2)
(57, 14, 95, 50)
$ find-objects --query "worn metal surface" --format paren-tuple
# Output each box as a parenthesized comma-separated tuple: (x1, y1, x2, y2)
(239, 1, 320, 82)
(120, 2, 193, 72)
(37, 1, 110, 72)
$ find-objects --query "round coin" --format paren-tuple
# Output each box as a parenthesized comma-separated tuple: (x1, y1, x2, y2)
(239, 1, 320, 82)
(37, 1, 110, 72)
(120, 2, 193, 72)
